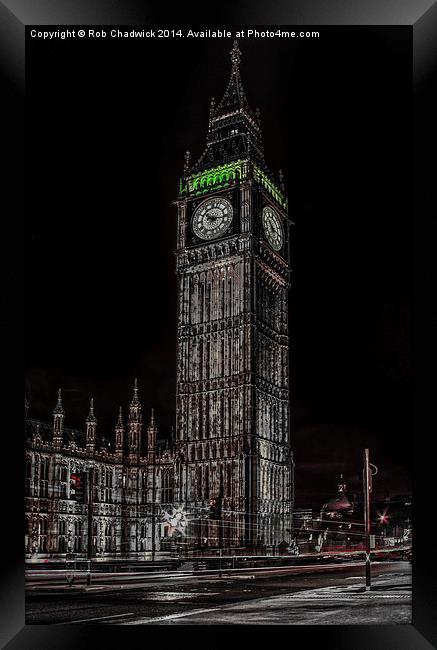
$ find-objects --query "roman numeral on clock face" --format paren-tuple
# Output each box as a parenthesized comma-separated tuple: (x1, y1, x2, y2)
(192, 197, 234, 240)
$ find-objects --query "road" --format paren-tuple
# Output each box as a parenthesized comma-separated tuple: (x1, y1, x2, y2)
(25, 560, 411, 625)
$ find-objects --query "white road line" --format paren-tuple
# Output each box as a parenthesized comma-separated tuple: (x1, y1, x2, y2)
(57, 612, 135, 625)
(120, 607, 222, 625)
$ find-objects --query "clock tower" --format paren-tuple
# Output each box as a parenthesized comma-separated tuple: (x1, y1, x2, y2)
(175, 41, 294, 548)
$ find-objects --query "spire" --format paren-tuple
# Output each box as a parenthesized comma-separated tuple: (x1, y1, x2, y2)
(86, 397, 97, 424)
(130, 378, 140, 408)
(230, 39, 241, 70)
(33, 422, 42, 443)
(147, 407, 157, 462)
(53, 388, 65, 445)
(116, 405, 123, 427)
(216, 39, 249, 115)
(184, 150, 191, 175)
(86, 397, 97, 453)
(115, 406, 125, 454)
(188, 40, 264, 174)
(53, 388, 65, 416)
(128, 378, 142, 454)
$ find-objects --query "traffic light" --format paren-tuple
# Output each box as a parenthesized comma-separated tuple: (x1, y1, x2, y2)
(70, 472, 86, 503)
(209, 497, 222, 520)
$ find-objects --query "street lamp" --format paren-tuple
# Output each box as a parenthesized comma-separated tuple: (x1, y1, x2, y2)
(363, 449, 378, 591)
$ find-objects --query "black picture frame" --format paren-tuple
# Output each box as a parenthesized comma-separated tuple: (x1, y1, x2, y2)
(2, 1, 436, 648)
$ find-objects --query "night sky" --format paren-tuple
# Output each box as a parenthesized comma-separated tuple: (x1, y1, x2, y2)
(26, 27, 412, 507)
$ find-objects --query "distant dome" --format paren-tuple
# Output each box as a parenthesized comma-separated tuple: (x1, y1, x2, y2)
(322, 474, 354, 514)
(324, 494, 352, 512)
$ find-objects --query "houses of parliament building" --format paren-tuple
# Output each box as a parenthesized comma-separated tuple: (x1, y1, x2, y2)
(25, 41, 295, 560)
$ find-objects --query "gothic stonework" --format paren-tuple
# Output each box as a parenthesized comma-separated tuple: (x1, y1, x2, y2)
(25, 41, 294, 558)
(174, 41, 294, 548)
(25, 385, 175, 559)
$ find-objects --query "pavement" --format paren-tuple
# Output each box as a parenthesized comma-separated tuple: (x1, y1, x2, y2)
(116, 573, 412, 625)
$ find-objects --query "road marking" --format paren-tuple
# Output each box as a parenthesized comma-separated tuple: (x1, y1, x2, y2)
(57, 612, 136, 625)
(285, 593, 411, 600)
(120, 607, 222, 625)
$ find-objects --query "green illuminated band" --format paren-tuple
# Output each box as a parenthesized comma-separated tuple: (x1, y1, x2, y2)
(179, 160, 287, 210)
(252, 164, 287, 209)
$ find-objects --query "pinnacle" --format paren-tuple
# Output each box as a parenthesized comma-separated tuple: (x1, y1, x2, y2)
(53, 388, 65, 416)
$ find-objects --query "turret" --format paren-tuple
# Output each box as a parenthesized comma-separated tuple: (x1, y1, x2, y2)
(86, 398, 97, 454)
(52, 388, 65, 450)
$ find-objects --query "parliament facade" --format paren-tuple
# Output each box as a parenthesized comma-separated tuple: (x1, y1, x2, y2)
(25, 41, 294, 559)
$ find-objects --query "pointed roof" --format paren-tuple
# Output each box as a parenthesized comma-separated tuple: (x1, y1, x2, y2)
(215, 40, 251, 116)
(53, 388, 65, 416)
(148, 407, 157, 429)
(115, 405, 124, 430)
(130, 378, 141, 407)
(86, 397, 97, 424)
(187, 40, 264, 175)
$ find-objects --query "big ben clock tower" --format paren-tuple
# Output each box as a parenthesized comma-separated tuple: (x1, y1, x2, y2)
(175, 41, 294, 548)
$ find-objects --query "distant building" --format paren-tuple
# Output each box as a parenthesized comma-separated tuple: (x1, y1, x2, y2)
(25, 383, 176, 560)
(320, 474, 355, 521)
(312, 475, 362, 552)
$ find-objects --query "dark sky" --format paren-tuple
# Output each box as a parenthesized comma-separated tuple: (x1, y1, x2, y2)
(26, 27, 412, 507)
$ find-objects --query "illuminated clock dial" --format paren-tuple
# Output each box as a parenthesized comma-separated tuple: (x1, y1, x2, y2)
(192, 197, 233, 240)
(262, 206, 284, 251)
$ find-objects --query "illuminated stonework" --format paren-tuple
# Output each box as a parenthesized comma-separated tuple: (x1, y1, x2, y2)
(25, 385, 176, 559)
(180, 160, 287, 210)
(25, 41, 294, 558)
(174, 40, 294, 548)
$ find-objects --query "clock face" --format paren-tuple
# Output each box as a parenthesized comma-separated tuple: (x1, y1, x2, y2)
(192, 197, 233, 240)
(262, 206, 284, 251)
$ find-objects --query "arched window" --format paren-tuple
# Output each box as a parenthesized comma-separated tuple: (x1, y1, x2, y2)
(24, 516, 30, 552)
(205, 466, 210, 500)
(197, 465, 202, 501)
(74, 520, 82, 552)
(40, 458, 48, 497)
(39, 518, 48, 552)
(227, 464, 232, 498)
(105, 524, 113, 552)
(93, 469, 99, 502)
(25, 456, 32, 496)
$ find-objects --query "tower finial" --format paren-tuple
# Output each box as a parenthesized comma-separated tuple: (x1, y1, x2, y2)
(184, 150, 191, 174)
(131, 378, 139, 402)
(151, 407, 155, 425)
(230, 39, 241, 71)
(53, 387, 65, 415)
(87, 397, 97, 423)
(115, 405, 125, 454)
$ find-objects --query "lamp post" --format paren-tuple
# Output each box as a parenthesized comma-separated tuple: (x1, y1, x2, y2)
(363, 449, 378, 591)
